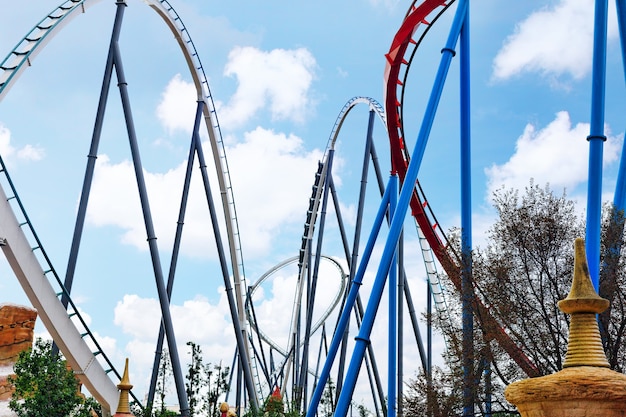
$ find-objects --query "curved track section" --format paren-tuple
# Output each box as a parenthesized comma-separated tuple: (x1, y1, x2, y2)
(297, 97, 385, 268)
(300, 97, 386, 265)
(0, 0, 251, 410)
(384, 0, 457, 291)
(253, 97, 392, 405)
(277, 96, 388, 391)
(331, 97, 455, 363)
(326, 96, 386, 149)
(383, 0, 540, 376)
(0, 155, 120, 414)
(247, 255, 348, 362)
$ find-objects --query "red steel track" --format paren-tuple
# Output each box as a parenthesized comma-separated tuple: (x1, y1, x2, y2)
(383, 0, 540, 377)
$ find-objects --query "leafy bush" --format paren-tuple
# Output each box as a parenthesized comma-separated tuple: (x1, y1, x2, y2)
(9, 338, 100, 417)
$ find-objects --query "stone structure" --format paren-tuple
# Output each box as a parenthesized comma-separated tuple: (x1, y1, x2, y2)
(0, 304, 37, 367)
(0, 304, 37, 405)
(505, 238, 626, 416)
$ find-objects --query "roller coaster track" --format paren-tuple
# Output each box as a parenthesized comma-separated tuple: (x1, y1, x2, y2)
(383, 0, 540, 377)
(0, 154, 121, 412)
(323, 96, 454, 343)
(247, 256, 348, 379)
(0, 0, 254, 411)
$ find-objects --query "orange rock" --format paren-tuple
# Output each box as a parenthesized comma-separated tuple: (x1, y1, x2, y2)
(0, 304, 37, 367)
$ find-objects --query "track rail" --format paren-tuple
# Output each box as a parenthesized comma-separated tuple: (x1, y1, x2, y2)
(247, 255, 348, 362)
(0, 156, 120, 412)
(0, 0, 254, 408)
(383, 0, 540, 377)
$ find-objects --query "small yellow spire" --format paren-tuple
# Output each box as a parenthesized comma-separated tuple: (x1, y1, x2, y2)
(116, 358, 134, 414)
(557, 238, 609, 368)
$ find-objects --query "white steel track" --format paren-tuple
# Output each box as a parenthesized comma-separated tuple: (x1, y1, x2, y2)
(0, 0, 252, 410)
(0, 181, 119, 412)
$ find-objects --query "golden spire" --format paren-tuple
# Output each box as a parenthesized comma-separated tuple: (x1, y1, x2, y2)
(557, 238, 609, 368)
(116, 358, 134, 414)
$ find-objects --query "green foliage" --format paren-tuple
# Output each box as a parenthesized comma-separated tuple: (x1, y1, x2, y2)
(318, 379, 335, 417)
(156, 348, 174, 416)
(263, 392, 284, 416)
(130, 401, 178, 417)
(204, 360, 230, 417)
(356, 403, 371, 417)
(406, 181, 624, 415)
(8, 337, 100, 417)
(184, 341, 230, 417)
(186, 341, 203, 416)
(133, 348, 180, 417)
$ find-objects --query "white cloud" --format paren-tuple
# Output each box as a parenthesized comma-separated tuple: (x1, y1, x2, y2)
(16, 144, 44, 161)
(86, 155, 177, 251)
(217, 46, 317, 128)
(114, 294, 162, 339)
(156, 74, 199, 135)
(114, 293, 235, 345)
(485, 111, 622, 199)
(104, 66, 324, 260)
(226, 127, 323, 257)
(492, 0, 618, 81)
(250, 258, 346, 352)
(112, 292, 237, 396)
(1, 124, 18, 155)
(86, 128, 323, 259)
(106, 244, 432, 406)
(0, 123, 44, 163)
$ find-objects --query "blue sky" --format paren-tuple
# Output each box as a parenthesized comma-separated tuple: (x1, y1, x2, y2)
(0, 0, 624, 408)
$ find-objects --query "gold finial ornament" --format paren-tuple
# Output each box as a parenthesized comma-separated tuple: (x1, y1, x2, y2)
(557, 238, 609, 368)
(504, 238, 626, 417)
(115, 358, 134, 415)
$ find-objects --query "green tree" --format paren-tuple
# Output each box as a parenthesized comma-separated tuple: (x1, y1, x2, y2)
(8, 337, 100, 417)
(202, 360, 230, 417)
(182, 341, 230, 417)
(186, 341, 204, 416)
(599, 204, 626, 371)
(155, 348, 176, 416)
(132, 348, 178, 417)
(318, 378, 335, 417)
(131, 401, 177, 417)
(356, 403, 371, 417)
(406, 181, 626, 414)
(404, 365, 463, 417)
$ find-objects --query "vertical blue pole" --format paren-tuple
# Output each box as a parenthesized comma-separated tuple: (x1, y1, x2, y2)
(460, 3, 474, 417)
(334, 3, 468, 416)
(611, 0, 626, 211)
(388, 174, 398, 417)
(586, 0, 609, 291)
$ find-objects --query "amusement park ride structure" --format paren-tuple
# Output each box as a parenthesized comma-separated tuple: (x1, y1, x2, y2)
(0, 0, 623, 416)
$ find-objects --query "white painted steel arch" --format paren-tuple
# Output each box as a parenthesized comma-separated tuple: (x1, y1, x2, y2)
(248, 255, 348, 357)
(0, 0, 251, 411)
